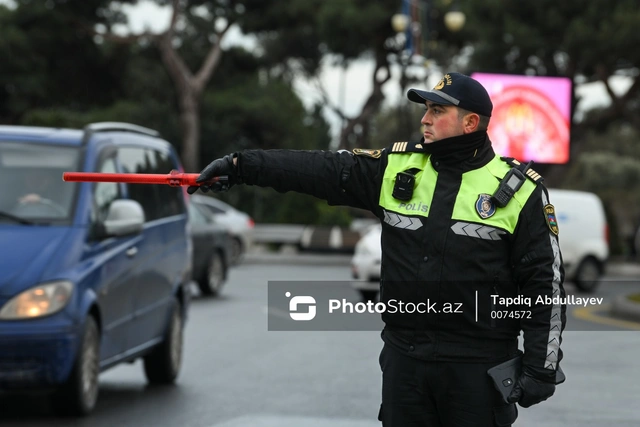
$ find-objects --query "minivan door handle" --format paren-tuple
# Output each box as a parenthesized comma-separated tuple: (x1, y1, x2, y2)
(126, 247, 138, 257)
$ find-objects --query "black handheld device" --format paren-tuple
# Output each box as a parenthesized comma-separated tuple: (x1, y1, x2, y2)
(487, 354, 566, 404)
(491, 161, 532, 208)
(487, 355, 523, 403)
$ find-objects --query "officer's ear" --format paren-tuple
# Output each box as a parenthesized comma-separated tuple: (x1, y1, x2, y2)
(461, 112, 480, 134)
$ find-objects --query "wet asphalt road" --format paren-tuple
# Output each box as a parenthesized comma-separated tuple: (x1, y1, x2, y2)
(2, 254, 640, 427)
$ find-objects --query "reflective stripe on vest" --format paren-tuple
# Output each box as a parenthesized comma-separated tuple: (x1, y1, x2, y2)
(379, 154, 537, 233)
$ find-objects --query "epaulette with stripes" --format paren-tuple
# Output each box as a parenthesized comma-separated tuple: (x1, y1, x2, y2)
(501, 157, 544, 183)
(388, 141, 427, 154)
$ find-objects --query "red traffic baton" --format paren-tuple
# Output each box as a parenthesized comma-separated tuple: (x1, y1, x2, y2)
(62, 169, 227, 187)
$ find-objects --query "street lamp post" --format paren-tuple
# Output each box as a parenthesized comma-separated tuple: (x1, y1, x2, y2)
(391, 1, 466, 60)
(390, 0, 466, 137)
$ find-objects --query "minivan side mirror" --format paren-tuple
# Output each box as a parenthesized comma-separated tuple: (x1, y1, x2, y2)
(103, 199, 145, 237)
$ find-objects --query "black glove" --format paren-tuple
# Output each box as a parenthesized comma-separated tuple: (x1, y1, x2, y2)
(187, 154, 240, 194)
(507, 367, 556, 408)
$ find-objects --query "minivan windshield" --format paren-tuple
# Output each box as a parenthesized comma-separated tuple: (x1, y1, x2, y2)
(0, 142, 80, 224)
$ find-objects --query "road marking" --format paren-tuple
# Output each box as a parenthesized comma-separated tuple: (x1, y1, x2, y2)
(573, 304, 640, 330)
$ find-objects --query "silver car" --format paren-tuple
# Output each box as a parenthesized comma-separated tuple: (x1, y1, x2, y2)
(189, 194, 254, 264)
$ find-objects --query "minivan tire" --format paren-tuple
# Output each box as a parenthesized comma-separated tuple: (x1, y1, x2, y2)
(574, 256, 601, 293)
(143, 298, 183, 384)
(51, 315, 100, 416)
(198, 252, 225, 296)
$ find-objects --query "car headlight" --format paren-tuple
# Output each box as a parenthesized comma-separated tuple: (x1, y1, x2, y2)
(0, 281, 73, 320)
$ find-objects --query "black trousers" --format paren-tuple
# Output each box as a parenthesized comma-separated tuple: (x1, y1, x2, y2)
(378, 344, 518, 427)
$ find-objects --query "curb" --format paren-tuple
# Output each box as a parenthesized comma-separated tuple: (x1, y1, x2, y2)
(605, 262, 640, 278)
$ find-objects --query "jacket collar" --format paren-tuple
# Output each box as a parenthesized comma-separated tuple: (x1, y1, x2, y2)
(423, 131, 494, 172)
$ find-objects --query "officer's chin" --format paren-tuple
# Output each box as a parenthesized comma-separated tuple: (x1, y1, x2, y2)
(423, 133, 436, 143)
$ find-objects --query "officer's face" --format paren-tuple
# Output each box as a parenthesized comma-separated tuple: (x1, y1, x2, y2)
(421, 102, 465, 143)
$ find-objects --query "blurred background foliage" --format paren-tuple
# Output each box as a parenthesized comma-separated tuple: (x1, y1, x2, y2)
(0, 0, 639, 252)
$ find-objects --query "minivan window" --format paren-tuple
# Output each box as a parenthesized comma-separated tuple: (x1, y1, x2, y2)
(152, 149, 186, 218)
(0, 142, 79, 223)
(118, 147, 185, 222)
(91, 156, 122, 228)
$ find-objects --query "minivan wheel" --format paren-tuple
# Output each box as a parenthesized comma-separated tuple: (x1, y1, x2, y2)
(198, 252, 225, 296)
(51, 315, 100, 416)
(574, 257, 601, 293)
(144, 299, 183, 384)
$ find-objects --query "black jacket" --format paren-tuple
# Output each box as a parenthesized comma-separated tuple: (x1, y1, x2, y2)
(237, 132, 566, 381)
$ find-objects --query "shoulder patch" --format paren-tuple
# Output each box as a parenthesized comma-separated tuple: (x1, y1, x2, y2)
(389, 141, 427, 154)
(544, 204, 559, 235)
(352, 148, 383, 158)
(501, 157, 544, 183)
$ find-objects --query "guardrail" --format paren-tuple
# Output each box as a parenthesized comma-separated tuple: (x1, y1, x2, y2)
(252, 224, 306, 244)
(252, 224, 367, 252)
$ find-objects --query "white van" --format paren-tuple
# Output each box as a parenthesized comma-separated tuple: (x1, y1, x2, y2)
(548, 189, 609, 292)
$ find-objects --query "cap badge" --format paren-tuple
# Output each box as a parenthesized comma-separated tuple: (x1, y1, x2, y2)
(433, 74, 453, 90)
(476, 193, 496, 219)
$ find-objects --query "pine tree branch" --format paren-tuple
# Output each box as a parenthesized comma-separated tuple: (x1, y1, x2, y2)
(193, 21, 232, 93)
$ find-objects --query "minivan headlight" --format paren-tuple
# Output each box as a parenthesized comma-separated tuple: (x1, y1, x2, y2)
(0, 281, 73, 320)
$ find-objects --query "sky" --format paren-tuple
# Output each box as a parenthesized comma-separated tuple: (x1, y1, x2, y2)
(2, 0, 634, 142)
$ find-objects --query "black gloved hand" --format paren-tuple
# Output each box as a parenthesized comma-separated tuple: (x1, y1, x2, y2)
(187, 154, 240, 194)
(507, 367, 556, 408)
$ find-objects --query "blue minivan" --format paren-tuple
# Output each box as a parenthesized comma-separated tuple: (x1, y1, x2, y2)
(0, 123, 192, 415)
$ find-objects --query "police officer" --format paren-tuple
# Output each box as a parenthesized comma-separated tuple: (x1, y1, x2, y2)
(189, 72, 567, 427)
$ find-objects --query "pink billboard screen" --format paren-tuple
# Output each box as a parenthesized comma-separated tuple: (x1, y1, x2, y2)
(471, 73, 572, 164)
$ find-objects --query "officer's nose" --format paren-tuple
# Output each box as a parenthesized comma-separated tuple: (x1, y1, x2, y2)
(421, 111, 431, 126)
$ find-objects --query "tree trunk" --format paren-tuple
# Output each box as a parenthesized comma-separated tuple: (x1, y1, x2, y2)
(338, 52, 391, 150)
(178, 91, 200, 172)
(155, 26, 227, 172)
(79, 2, 230, 172)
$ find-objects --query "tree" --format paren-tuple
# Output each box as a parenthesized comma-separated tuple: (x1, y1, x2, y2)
(197, 47, 341, 225)
(242, 0, 403, 150)
(302, 0, 480, 149)
(458, 0, 640, 134)
(84, 0, 241, 172)
(0, 1, 130, 123)
(562, 126, 640, 254)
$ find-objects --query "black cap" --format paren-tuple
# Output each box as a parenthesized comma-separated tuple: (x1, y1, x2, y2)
(407, 72, 493, 117)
